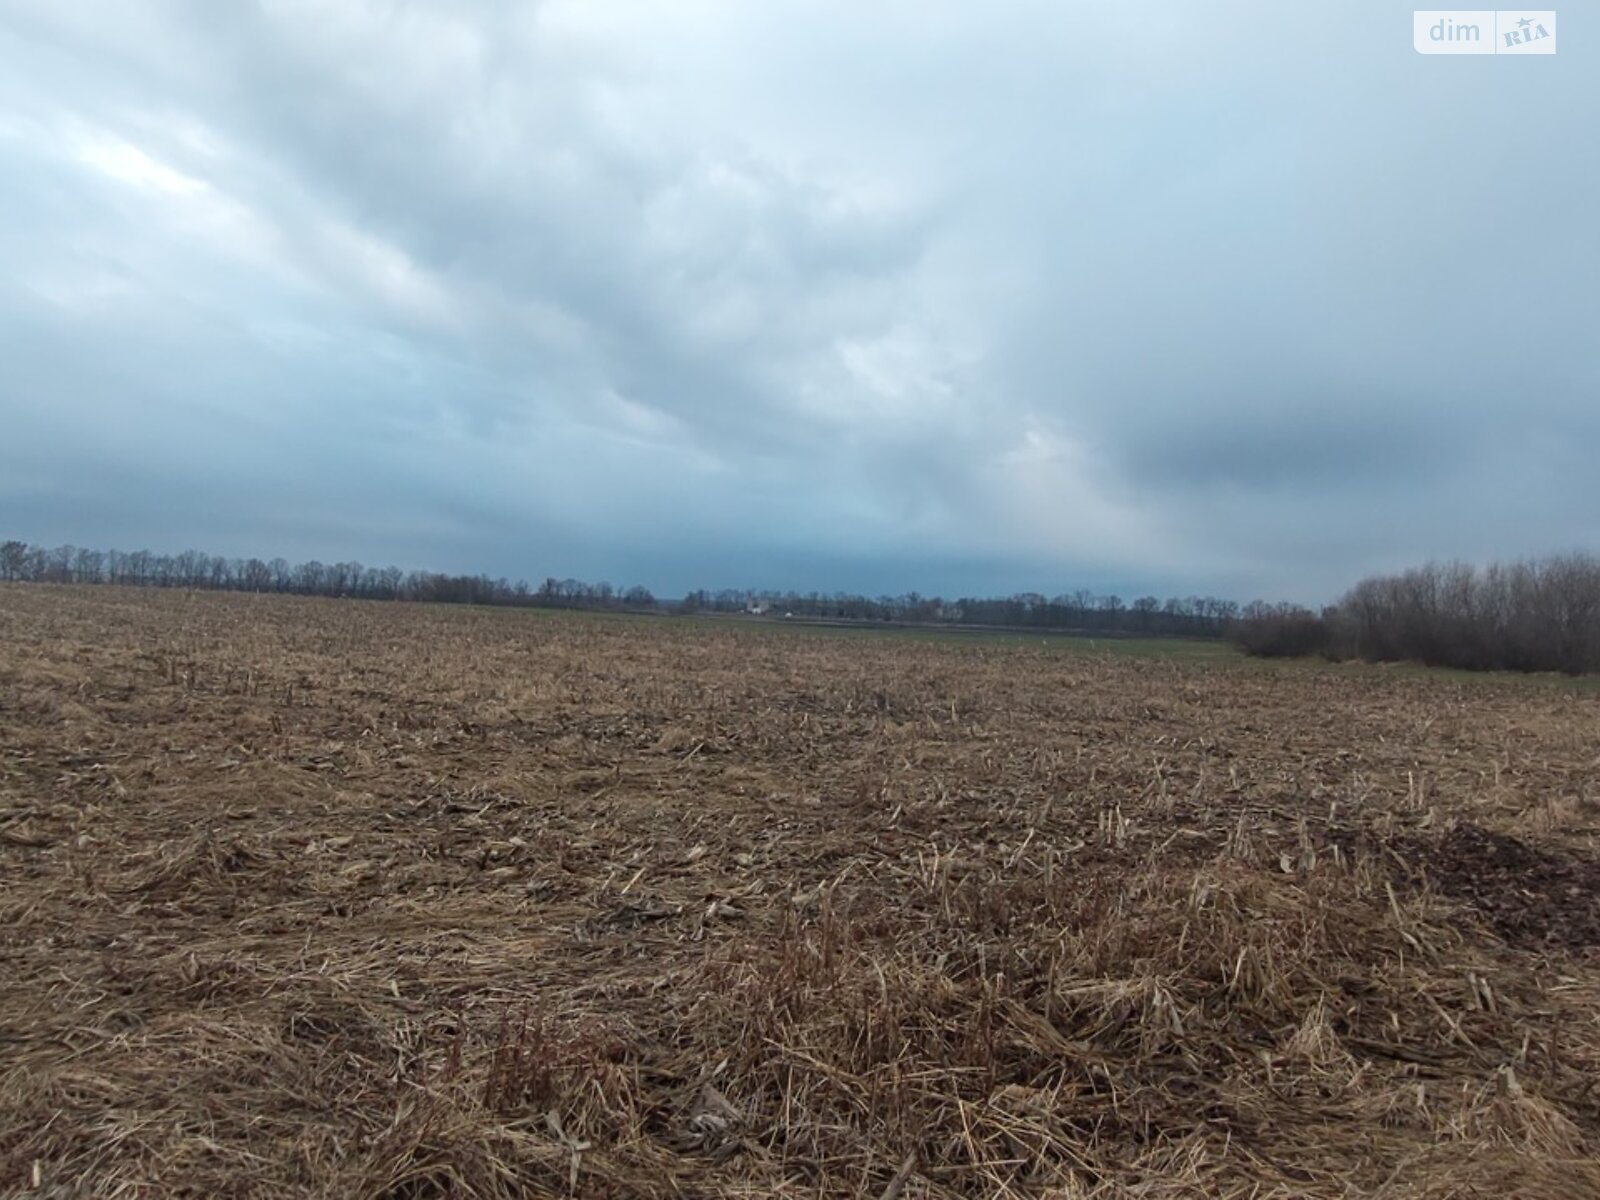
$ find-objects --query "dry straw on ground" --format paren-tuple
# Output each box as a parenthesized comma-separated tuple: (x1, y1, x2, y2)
(2, 584, 1599, 1198)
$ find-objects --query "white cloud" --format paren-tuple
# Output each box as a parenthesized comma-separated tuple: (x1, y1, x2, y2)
(74, 134, 203, 196)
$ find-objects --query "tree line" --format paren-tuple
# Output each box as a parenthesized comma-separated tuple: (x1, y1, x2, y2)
(1232, 554, 1600, 675)
(0, 541, 657, 610)
(683, 587, 1241, 636)
(0, 539, 1248, 637)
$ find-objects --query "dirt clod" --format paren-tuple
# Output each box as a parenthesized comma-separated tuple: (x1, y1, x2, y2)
(1422, 822, 1600, 948)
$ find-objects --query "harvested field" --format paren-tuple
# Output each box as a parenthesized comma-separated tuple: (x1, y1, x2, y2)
(3, 584, 1600, 1199)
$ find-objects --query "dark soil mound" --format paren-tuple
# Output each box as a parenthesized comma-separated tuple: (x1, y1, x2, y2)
(1424, 822, 1600, 949)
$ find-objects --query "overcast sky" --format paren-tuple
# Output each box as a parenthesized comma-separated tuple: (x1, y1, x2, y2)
(1, 2, 1595, 602)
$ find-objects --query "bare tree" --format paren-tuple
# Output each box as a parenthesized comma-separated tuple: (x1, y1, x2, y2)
(0, 541, 26, 581)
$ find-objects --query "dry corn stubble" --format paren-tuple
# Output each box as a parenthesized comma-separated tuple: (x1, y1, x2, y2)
(2, 583, 1599, 1198)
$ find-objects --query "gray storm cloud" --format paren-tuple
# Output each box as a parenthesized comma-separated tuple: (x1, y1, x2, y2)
(1, 0, 1596, 602)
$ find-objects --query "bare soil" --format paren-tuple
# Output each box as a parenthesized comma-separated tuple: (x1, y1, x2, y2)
(1412, 823, 1600, 949)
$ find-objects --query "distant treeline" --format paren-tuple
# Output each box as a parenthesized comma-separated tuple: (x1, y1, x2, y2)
(1234, 554, 1600, 675)
(684, 588, 1242, 636)
(0, 541, 656, 609)
(0, 539, 1247, 638)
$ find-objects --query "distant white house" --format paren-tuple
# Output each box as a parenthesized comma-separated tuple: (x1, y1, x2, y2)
(746, 600, 770, 616)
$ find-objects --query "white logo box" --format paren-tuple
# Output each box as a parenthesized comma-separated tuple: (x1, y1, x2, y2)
(1414, 10, 1556, 54)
